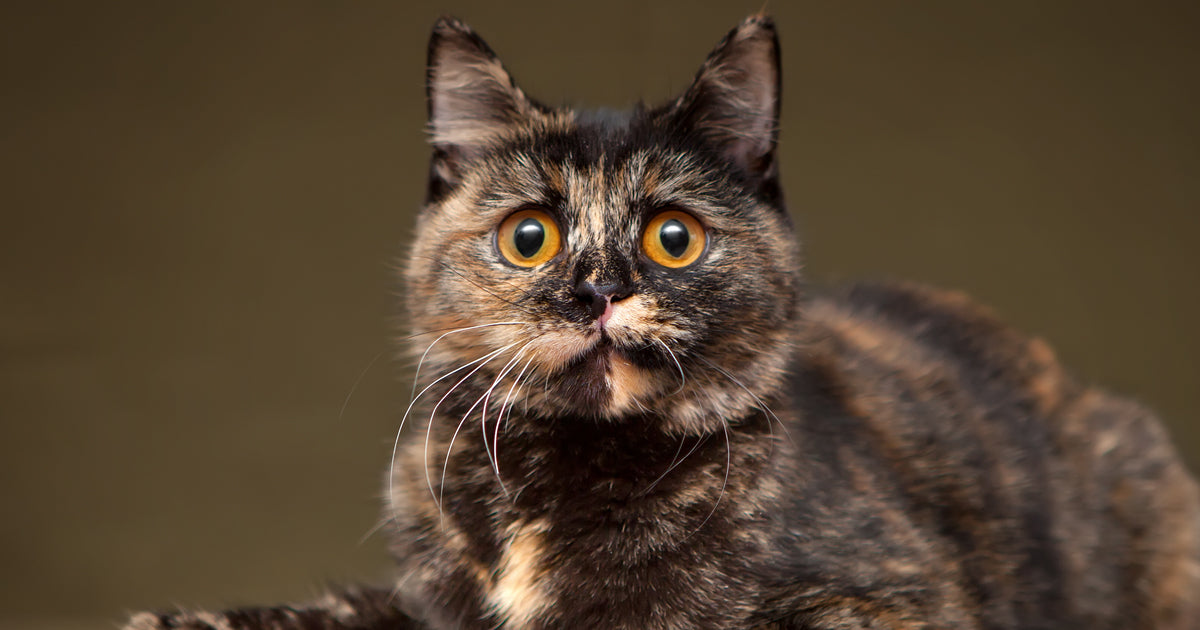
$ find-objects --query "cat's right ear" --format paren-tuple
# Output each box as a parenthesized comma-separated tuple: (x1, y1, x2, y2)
(425, 17, 537, 197)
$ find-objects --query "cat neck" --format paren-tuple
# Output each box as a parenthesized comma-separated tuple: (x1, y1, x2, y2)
(428, 404, 784, 529)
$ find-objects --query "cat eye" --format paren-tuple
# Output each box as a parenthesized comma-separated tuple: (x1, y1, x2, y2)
(497, 208, 562, 267)
(642, 210, 706, 268)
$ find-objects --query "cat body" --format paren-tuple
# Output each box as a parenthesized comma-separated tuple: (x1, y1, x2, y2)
(126, 15, 1200, 630)
(389, 281, 1199, 630)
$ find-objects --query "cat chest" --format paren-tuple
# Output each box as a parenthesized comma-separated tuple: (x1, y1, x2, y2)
(418, 508, 765, 629)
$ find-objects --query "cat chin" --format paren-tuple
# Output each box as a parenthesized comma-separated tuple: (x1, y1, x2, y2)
(602, 349, 661, 416)
(521, 339, 664, 419)
(547, 341, 622, 411)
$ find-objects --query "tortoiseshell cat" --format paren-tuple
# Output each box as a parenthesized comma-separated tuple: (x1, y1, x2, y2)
(127, 15, 1200, 630)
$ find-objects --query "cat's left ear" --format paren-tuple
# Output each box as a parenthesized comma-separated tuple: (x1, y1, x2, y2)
(670, 15, 781, 182)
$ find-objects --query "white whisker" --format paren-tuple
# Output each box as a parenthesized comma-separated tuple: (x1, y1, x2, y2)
(423, 343, 517, 511)
(337, 350, 386, 424)
(696, 355, 790, 442)
(492, 355, 536, 497)
(653, 335, 687, 396)
(388, 343, 516, 525)
(510, 361, 541, 435)
(686, 418, 731, 540)
(443, 341, 533, 505)
(640, 433, 709, 496)
(410, 321, 525, 401)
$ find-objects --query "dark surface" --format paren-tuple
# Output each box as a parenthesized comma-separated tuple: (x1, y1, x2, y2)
(1, 1, 1196, 628)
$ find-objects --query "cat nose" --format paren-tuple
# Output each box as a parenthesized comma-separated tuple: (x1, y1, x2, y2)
(573, 280, 632, 320)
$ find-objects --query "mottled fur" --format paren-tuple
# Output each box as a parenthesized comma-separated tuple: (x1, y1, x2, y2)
(127, 15, 1200, 630)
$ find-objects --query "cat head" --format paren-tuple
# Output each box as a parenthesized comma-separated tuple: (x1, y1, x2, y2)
(405, 15, 802, 434)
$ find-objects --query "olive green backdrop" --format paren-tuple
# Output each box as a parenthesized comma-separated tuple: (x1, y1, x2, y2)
(2, 2, 1197, 628)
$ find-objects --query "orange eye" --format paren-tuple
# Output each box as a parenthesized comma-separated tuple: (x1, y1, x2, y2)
(497, 209, 561, 267)
(642, 210, 705, 268)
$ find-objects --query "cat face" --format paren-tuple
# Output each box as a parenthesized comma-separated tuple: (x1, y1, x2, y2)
(405, 17, 802, 433)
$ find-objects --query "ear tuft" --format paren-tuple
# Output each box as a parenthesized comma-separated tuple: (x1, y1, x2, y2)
(672, 15, 781, 180)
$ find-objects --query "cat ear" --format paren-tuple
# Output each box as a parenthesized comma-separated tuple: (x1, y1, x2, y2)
(425, 17, 538, 189)
(671, 15, 781, 180)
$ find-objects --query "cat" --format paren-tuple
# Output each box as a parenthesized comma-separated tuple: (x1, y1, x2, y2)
(126, 14, 1200, 630)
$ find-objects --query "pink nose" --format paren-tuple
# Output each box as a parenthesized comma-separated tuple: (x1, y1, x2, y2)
(573, 280, 631, 320)
(596, 299, 615, 329)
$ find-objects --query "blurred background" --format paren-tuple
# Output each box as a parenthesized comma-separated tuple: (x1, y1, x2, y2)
(1, 1, 1197, 628)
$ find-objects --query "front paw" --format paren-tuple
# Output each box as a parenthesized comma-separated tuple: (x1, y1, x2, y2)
(122, 586, 425, 630)
(123, 611, 229, 629)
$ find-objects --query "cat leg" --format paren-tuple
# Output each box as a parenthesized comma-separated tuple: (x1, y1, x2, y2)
(122, 585, 428, 630)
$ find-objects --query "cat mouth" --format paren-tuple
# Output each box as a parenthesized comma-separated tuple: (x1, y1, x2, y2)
(546, 334, 663, 416)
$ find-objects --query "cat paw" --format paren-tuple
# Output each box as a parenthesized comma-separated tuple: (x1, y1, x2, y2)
(123, 610, 228, 630)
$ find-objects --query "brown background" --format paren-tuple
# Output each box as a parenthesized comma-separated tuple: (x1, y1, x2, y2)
(2, 2, 1197, 628)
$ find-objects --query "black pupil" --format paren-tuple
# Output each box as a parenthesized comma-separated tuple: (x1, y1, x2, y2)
(513, 218, 545, 258)
(659, 219, 690, 258)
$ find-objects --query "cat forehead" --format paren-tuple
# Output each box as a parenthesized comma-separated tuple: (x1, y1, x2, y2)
(477, 114, 734, 209)
(574, 107, 635, 131)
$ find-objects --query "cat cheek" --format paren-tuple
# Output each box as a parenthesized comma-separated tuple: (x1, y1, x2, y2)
(605, 296, 656, 330)
(605, 296, 691, 344)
